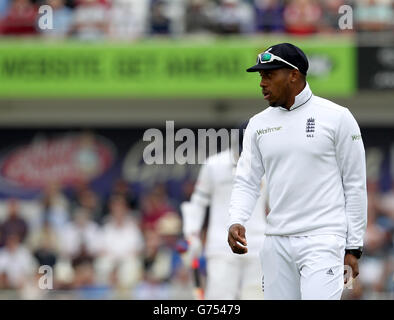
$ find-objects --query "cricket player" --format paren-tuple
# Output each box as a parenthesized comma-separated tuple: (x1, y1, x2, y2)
(227, 43, 367, 300)
(181, 123, 267, 300)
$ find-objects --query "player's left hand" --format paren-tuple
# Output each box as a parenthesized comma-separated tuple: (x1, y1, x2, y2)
(344, 253, 359, 284)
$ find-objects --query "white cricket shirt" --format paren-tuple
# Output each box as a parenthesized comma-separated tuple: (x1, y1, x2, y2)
(229, 83, 367, 249)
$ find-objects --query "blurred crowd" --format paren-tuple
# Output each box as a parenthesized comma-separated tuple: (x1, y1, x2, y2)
(0, 171, 392, 299)
(0, 179, 199, 299)
(0, 0, 393, 40)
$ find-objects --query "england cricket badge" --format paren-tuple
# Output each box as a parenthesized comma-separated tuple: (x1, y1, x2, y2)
(306, 117, 315, 138)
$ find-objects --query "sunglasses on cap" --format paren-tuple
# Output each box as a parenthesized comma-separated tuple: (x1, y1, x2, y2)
(257, 49, 299, 71)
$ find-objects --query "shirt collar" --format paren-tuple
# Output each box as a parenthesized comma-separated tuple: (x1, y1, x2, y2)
(278, 82, 313, 111)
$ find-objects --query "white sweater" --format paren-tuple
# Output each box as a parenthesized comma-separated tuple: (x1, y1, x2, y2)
(229, 83, 367, 249)
(183, 149, 267, 257)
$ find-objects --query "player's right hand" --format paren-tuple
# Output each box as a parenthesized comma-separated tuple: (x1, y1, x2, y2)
(228, 224, 248, 254)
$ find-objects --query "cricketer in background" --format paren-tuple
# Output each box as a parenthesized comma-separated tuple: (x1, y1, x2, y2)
(181, 123, 267, 300)
(228, 43, 367, 300)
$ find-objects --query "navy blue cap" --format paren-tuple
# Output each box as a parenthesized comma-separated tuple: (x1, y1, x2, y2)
(247, 43, 309, 75)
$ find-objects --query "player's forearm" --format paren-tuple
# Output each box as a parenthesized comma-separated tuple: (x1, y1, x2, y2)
(228, 174, 262, 229)
(344, 187, 367, 248)
(343, 165, 367, 248)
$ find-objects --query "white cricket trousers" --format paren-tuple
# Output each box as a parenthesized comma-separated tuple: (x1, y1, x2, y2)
(205, 254, 264, 300)
(260, 234, 346, 300)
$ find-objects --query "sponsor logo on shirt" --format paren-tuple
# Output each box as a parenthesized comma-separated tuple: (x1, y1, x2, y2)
(306, 117, 315, 138)
(351, 134, 362, 141)
(256, 126, 282, 135)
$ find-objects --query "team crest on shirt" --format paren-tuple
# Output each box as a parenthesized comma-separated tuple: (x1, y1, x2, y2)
(306, 117, 315, 138)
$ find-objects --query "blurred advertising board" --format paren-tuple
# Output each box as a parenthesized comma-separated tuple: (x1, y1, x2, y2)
(0, 38, 356, 98)
(358, 46, 394, 90)
(0, 126, 391, 201)
(0, 128, 200, 200)
(0, 132, 115, 189)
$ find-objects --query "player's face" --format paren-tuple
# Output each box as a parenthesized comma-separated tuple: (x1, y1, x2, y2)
(259, 69, 293, 108)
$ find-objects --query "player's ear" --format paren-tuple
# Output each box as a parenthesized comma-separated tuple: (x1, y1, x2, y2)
(290, 69, 299, 83)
